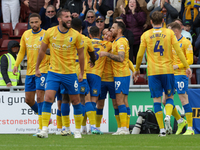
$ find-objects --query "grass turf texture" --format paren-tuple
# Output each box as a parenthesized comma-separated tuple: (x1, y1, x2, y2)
(0, 134, 199, 150)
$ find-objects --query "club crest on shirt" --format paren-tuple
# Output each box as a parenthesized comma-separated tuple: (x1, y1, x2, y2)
(39, 37, 43, 41)
(180, 43, 182, 48)
(69, 37, 73, 42)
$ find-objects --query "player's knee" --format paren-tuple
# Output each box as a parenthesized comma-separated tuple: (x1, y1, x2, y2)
(25, 98, 35, 106)
(36, 96, 44, 103)
(97, 101, 104, 109)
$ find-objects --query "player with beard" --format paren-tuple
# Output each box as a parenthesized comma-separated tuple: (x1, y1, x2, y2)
(13, 13, 50, 135)
(99, 22, 131, 135)
(35, 9, 84, 139)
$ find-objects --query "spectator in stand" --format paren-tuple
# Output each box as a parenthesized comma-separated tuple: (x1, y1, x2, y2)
(39, 0, 60, 30)
(175, 19, 193, 43)
(120, 0, 146, 63)
(0, 41, 22, 87)
(21, 0, 58, 29)
(182, 0, 200, 36)
(79, 1, 100, 36)
(150, 0, 179, 27)
(0, 9, 2, 39)
(147, 0, 181, 13)
(115, 17, 134, 63)
(64, 0, 83, 18)
(195, 34, 200, 84)
(95, 10, 113, 39)
(114, 0, 151, 30)
(1, 0, 20, 30)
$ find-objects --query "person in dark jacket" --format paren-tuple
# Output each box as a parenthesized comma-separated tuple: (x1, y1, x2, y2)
(64, 0, 83, 18)
(39, 1, 59, 30)
(0, 41, 22, 87)
(120, 0, 146, 63)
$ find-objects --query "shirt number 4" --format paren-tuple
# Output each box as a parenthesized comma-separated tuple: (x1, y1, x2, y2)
(154, 40, 164, 56)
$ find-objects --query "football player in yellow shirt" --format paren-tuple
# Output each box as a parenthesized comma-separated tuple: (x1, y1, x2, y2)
(35, 9, 84, 139)
(85, 26, 111, 134)
(134, 11, 192, 136)
(163, 22, 194, 135)
(13, 13, 50, 135)
(99, 22, 131, 135)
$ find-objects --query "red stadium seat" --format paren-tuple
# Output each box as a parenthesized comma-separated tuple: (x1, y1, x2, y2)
(13, 23, 28, 37)
(134, 74, 148, 85)
(0, 39, 20, 51)
(0, 23, 13, 39)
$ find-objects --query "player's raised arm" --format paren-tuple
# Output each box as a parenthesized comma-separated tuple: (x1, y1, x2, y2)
(35, 41, 48, 77)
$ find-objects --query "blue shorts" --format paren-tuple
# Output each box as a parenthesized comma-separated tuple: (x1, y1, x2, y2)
(35, 73, 47, 91)
(46, 71, 79, 95)
(114, 76, 130, 95)
(25, 75, 36, 92)
(87, 74, 101, 97)
(79, 79, 89, 95)
(148, 74, 175, 98)
(175, 75, 188, 94)
(55, 86, 62, 101)
(99, 81, 116, 100)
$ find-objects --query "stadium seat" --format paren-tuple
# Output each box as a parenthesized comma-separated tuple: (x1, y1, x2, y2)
(134, 74, 148, 85)
(0, 39, 20, 51)
(11, 23, 28, 38)
(0, 23, 13, 39)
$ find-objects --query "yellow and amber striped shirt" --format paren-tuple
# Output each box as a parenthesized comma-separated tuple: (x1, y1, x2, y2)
(87, 38, 112, 77)
(136, 27, 189, 76)
(43, 26, 83, 74)
(76, 34, 94, 79)
(111, 36, 130, 77)
(173, 36, 193, 75)
(15, 29, 49, 75)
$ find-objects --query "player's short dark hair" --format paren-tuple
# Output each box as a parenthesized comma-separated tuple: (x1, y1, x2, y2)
(57, 8, 70, 18)
(114, 21, 126, 33)
(150, 11, 163, 25)
(89, 26, 99, 37)
(168, 22, 182, 31)
(175, 18, 183, 24)
(71, 18, 82, 32)
(29, 13, 41, 21)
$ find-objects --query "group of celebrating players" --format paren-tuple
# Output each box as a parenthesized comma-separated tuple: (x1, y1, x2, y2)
(12, 8, 194, 139)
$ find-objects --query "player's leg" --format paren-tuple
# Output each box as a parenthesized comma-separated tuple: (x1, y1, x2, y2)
(96, 99, 104, 130)
(114, 76, 130, 135)
(35, 73, 47, 133)
(124, 95, 130, 134)
(37, 72, 60, 138)
(171, 75, 188, 135)
(61, 93, 71, 136)
(25, 75, 37, 114)
(55, 92, 62, 135)
(82, 93, 90, 134)
(148, 75, 166, 136)
(112, 98, 121, 135)
(179, 93, 194, 135)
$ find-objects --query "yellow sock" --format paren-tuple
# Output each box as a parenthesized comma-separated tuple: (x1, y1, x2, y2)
(172, 107, 181, 121)
(38, 115, 42, 130)
(96, 115, 103, 128)
(86, 111, 96, 125)
(155, 111, 164, 129)
(119, 113, 127, 128)
(62, 115, 70, 128)
(82, 113, 87, 126)
(185, 112, 193, 127)
(126, 115, 130, 129)
(56, 115, 62, 129)
(115, 115, 121, 128)
(165, 104, 173, 116)
(74, 114, 82, 129)
(42, 112, 51, 127)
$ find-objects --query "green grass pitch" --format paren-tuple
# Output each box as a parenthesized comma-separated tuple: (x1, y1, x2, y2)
(0, 134, 199, 150)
